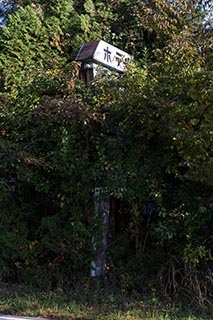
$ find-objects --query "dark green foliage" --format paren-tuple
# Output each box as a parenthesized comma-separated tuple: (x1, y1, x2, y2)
(0, 0, 212, 309)
(0, 101, 96, 286)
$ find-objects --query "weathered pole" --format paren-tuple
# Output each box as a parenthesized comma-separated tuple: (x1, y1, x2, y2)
(75, 40, 131, 277)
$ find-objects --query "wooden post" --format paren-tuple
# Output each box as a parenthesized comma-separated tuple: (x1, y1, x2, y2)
(91, 187, 110, 277)
(75, 40, 131, 277)
(79, 62, 98, 85)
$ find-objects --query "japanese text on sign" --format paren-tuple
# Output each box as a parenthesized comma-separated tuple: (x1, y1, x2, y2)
(93, 40, 131, 72)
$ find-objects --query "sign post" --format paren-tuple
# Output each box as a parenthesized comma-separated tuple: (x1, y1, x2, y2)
(75, 40, 131, 276)
(75, 40, 131, 84)
(90, 187, 110, 277)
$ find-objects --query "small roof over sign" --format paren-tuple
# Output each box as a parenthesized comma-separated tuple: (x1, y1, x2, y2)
(75, 40, 131, 73)
(75, 40, 100, 61)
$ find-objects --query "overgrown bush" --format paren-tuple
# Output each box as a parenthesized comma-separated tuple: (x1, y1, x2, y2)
(0, 0, 212, 309)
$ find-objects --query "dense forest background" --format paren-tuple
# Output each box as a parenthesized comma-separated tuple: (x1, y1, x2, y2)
(0, 0, 212, 310)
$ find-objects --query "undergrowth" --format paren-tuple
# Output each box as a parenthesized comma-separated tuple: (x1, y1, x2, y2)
(0, 280, 212, 320)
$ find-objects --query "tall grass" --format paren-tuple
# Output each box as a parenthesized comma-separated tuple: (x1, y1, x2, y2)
(0, 281, 211, 320)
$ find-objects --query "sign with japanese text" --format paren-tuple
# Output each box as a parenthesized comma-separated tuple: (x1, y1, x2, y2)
(75, 40, 131, 73)
(93, 40, 131, 72)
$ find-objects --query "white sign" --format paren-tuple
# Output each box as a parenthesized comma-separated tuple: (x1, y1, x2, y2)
(93, 40, 131, 72)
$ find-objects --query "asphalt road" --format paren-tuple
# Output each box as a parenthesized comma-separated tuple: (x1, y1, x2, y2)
(0, 316, 48, 320)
